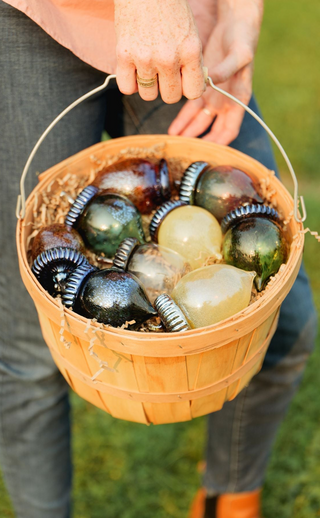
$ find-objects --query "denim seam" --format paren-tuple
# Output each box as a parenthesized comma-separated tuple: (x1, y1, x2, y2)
(227, 385, 250, 493)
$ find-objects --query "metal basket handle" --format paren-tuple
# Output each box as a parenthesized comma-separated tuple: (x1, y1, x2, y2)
(16, 74, 306, 223)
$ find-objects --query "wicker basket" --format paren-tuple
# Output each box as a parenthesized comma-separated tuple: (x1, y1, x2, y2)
(16, 77, 304, 425)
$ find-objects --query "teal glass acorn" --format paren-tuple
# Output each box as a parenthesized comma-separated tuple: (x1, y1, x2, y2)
(65, 186, 145, 257)
(179, 162, 264, 222)
(222, 204, 289, 291)
(62, 264, 157, 328)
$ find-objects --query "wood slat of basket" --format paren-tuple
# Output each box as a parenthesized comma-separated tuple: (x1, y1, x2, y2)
(17, 135, 304, 425)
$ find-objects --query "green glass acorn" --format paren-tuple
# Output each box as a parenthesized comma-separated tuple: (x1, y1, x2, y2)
(179, 162, 264, 222)
(65, 186, 145, 258)
(62, 264, 157, 328)
(222, 204, 289, 291)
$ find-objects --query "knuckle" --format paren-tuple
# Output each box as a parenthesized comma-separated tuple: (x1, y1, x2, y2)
(116, 45, 130, 64)
(239, 44, 254, 66)
(136, 49, 154, 69)
(157, 51, 178, 70)
(181, 36, 202, 62)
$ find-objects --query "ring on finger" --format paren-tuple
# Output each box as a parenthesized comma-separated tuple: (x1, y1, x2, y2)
(202, 107, 213, 117)
(136, 74, 158, 88)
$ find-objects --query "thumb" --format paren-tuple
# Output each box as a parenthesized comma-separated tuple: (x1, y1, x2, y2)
(210, 46, 253, 84)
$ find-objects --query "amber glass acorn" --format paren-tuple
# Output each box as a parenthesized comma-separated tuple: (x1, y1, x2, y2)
(92, 158, 171, 214)
(31, 223, 84, 261)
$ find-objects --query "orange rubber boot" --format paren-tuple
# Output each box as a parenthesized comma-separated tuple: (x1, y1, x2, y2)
(189, 488, 262, 518)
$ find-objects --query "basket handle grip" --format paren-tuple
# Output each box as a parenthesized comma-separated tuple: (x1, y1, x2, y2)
(16, 73, 306, 223)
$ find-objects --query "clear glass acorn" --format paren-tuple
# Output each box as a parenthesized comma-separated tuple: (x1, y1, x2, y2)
(65, 186, 145, 257)
(91, 157, 171, 214)
(113, 237, 191, 303)
(221, 204, 289, 291)
(155, 265, 255, 331)
(62, 264, 157, 329)
(149, 200, 222, 270)
(179, 162, 264, 222)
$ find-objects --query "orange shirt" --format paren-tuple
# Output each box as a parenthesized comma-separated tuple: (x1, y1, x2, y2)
(4, 0, 216, 73)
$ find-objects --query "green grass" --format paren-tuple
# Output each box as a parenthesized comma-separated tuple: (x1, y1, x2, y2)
(1, 0, 320, 516)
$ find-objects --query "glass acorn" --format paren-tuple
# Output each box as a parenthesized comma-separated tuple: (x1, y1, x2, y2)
(113, 237, 191, 303)
(149, 200, 222, 270)
(179, 162, 264, 222)
(30, 223, 85, 261)
(154, 265, 255, 331)
(65, 186, 145, 257)
(62, 264, 157, 328)
(31, 247, 89, 295)
(221, 204, 289, 291)
(91, 157, 171, 214)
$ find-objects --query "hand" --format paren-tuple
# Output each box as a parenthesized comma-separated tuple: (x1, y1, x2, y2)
(168, 0, 263, 145)
(114, 0, 206, 103)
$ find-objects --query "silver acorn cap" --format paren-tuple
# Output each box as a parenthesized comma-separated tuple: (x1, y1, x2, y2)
(149, 199, 187, 242)
(154, 293, 190, 332)
(113, 238, 141, 270)
(62, 263, 98, 309)
(65, 185, 99, 228)
(31, 247, 89, 295)
(221, 204, 281, 234)
(179, 161, 210, 204)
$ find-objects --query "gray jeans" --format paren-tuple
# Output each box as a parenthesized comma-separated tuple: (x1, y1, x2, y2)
(0, 4, 317, 517)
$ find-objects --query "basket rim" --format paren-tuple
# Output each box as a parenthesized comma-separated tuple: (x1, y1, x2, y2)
(17, 135, 304, 357)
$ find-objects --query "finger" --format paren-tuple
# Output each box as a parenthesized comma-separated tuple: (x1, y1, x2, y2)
(168, 98, 203, 135)
(157, 62, 182, 104)
(211, 46, 254, 85)
(203, 104, 245, 145)
(136, 66, 159, 101)
(116, 58, 138, 95)
(180, 36, 206, 100)
(178, 106, 217, 138)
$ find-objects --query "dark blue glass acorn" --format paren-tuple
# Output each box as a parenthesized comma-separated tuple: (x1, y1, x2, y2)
(222, 204, 289, 291)
(65, 186, 145, 258)
(62, 263, 157, 329)
(31, 247, 89, 295)
(91, 158, 171, 214)
(179, 162, 264, 222)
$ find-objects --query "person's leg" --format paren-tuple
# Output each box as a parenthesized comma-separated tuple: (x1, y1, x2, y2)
(203, 98, 318, 496)
(119, 92, 317, 500)
(0, 4, 109, 517)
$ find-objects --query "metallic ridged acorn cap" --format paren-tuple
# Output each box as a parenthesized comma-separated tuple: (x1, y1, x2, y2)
(65, 185, 99, 228)
(61, 263, 98, 309)
(113, 238, 141, 270)
(154, 293, 190, 332)
(179, 161, 210, 204)
(31, 247, 89, 295)
(221, 204, 281, 234)
(149, 199, 187, 242)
